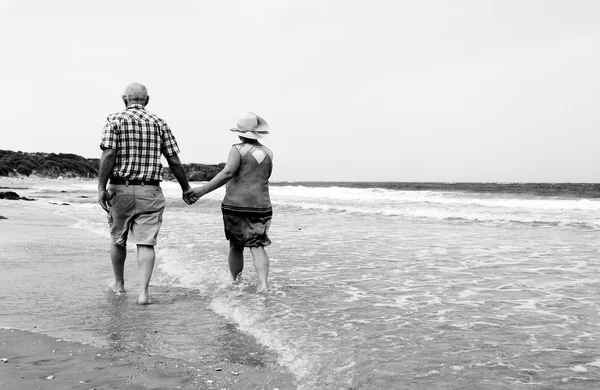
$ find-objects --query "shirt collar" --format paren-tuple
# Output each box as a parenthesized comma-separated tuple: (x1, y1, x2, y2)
(126, 104, 145, 110)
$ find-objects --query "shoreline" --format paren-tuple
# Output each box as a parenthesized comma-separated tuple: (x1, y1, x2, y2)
(0, 328, 295, 390)
(0, 189, 297, 389)
(0, 328, 199, 390)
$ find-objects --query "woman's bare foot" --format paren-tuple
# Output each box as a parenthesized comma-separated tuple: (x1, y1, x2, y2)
(256, 283, 268, 294)
(232, 272, 243, 285)
(107, 280, 125, 295)
(137, 290, 150, 305)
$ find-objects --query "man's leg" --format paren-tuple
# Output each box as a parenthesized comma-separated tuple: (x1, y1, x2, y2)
(109, 243, 126, 294)
(228, 242, 244, 282)
(249, 246, 269, 292)
(137, 244, 155, 305)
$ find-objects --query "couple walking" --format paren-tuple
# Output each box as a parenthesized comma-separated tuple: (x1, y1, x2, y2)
(97, 82, 273, 304)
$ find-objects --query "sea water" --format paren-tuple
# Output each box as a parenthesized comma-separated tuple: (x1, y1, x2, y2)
(2, 180, 600, 389)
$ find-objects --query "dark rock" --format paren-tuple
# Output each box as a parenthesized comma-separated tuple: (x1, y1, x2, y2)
(0, 216, 7, 220)
(0, 191, 35, 201)
(0, 191, 20, 200)
(187, 171, 209, 182)
(163, 162, 224, 182)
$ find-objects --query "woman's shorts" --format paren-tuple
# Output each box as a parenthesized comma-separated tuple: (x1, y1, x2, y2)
(222, 211, 272, 247)
(107, 184, 165, 247)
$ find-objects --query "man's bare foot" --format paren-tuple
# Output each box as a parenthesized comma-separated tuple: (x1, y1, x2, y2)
(137, 290, 150, 305)
(107, 280, 125, 295)
(256, 283, 268, 294)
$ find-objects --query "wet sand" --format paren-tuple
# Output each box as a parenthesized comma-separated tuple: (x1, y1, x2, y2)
(0, 328, 294, 390)
(0, 178, 297, 389)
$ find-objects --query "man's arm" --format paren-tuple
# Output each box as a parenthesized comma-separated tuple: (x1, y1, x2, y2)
(165, 154, 193, 203)
(98, 148, 116, 212)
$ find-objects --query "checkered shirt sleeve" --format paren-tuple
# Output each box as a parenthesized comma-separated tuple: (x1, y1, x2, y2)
(100, 119, 118, 150)
(160, 122, 180, 157)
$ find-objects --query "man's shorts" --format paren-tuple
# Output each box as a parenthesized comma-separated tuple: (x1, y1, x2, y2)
(107, 184, 165, 247)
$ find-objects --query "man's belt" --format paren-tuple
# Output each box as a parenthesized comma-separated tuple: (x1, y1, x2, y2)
(110, 178, 160, 186)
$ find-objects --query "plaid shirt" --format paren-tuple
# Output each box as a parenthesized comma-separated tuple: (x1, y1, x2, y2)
(100, 104, 180, 181)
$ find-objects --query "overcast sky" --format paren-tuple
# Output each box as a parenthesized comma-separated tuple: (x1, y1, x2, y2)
(1, 0, 598, 182)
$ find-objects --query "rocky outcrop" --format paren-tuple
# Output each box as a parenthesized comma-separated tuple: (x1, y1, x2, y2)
(163, 163, 225, 182)
(0, 191, 20, 200)
(0, 150, 222, 182)
(0, 150, 99, 178)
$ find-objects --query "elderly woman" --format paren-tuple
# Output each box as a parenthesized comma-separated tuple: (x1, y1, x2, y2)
(190, 112, 273, 292)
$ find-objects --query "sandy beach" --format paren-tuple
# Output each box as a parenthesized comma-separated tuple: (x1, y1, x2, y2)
(0, 328, 294, 390)
(0, 178, 297, 390)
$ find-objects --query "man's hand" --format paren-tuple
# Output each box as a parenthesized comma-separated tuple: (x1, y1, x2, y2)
(98, 190, 113, 212)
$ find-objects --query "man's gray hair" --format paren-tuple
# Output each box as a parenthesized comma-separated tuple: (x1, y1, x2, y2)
(123, 82, 148, 103)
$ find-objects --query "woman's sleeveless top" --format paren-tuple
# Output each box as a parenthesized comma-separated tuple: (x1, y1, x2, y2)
(222, 142, 273, 217)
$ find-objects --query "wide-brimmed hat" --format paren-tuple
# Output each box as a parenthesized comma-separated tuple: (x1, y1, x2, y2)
(229, 112, 269, 139)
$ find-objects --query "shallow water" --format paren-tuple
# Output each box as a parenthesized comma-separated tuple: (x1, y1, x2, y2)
(2, 179, 600, 389)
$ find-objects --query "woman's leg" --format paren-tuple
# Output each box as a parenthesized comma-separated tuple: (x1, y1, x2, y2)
(228, 241, 244, 281)
(249, 246, 269, 292)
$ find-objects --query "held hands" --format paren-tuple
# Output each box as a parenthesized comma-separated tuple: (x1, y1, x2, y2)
(182, 188, 202, 205)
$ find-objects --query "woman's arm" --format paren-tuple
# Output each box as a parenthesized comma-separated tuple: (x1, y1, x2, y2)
(191, 146, 240, 199)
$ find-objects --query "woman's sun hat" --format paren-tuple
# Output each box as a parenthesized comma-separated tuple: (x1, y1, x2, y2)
(229, 112, 269, 139)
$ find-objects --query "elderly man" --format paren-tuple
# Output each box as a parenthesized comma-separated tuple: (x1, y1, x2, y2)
(98, 82, 193, 304)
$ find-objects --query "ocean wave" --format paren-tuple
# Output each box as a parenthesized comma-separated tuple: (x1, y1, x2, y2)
(273, 200, 600, 230)
(39, 183, 600, 232)
(271, 182, 600, 198)
(271, 186, 600, 211)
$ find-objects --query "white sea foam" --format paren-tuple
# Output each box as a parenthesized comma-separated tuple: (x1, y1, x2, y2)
(273, 198, 599, 229)
(271, 185, 600, 211)
(209, 296, 321, 388)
